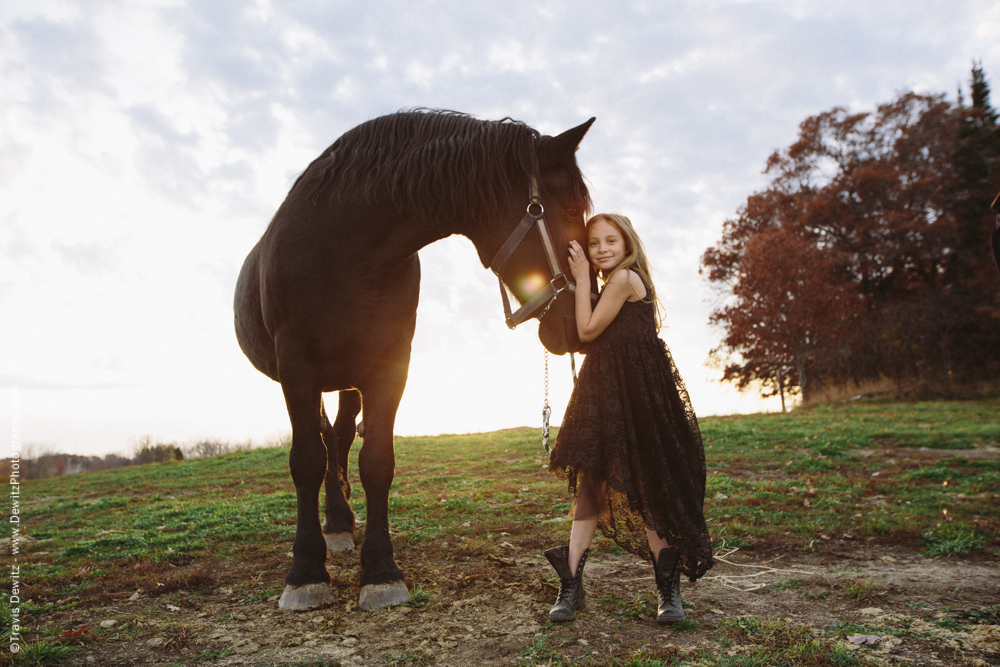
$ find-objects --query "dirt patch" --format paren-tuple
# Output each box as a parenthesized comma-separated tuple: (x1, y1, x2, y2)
(853, 446, 1000, 461)
(46, 544, 1000, 666)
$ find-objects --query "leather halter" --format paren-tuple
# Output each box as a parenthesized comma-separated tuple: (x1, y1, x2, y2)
(489, 177, 572, 329)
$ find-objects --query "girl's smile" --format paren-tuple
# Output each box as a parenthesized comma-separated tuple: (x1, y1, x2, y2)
(588, 220, 627, 270)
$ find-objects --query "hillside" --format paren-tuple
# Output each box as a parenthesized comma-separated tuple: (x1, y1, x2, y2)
(4, 401, 999, 666)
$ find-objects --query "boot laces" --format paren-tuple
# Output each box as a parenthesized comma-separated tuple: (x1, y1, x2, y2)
(557, 579, 576, 603)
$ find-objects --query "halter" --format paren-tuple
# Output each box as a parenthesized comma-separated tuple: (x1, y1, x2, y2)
(489, 176, 591, 452)
(489, 176, 571, 329)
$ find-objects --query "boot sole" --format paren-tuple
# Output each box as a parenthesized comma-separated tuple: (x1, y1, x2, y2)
(549, 601, 585, 622)
(656, 614, 684, 625)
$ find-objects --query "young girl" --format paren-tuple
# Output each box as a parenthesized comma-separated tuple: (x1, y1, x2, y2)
(545, 213, 713, 624)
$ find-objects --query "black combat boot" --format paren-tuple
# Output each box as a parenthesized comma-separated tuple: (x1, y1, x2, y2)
(544, 546, 589, 622)
(652, 547, 684, 624)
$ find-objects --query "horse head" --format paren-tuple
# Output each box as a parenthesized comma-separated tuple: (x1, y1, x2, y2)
(488, 118, 597, 355)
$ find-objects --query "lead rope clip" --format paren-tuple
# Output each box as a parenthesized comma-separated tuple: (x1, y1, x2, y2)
(542, 350, 552, 453)
(542, 350, 579, 453)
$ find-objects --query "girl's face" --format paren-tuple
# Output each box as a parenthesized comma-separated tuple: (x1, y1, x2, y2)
(588, 219, 627, 272)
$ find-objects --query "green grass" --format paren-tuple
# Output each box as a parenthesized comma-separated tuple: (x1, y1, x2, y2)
(191, 648, 236, 662)
(712, 617, 879, 667)
(6, 399, 999, 663)
(827, 620, 912, 639)
(702, 401, 999, 549)
(921, 524, 987, 556)
(382, 651, 421, 667)
(401, 583, 433, 609)
(10, 637, 75, 665)
(603, 593, 656, 620)
(958, 603, 1000, 624)
(670, 618, 697, 631)
(769, 579, 805, 591)
(514, 634, 562, 666)
(841, 578, 888, 601)
(603, 649, 682, 666)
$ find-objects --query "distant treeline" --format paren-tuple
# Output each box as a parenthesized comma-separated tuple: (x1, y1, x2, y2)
(1, 437, 285, 480)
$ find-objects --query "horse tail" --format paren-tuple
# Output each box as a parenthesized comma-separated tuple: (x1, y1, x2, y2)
(234, 241, 280, 381)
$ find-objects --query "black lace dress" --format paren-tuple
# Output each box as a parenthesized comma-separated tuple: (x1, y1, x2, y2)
(549, 289, 714, 582)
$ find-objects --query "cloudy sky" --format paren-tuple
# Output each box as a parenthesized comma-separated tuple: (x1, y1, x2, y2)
(3, 0, 998, 458)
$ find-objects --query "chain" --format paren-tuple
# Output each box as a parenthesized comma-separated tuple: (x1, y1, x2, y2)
(542, 349, 552, 453)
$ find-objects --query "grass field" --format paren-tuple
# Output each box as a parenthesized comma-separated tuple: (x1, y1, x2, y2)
(3, 400, 999, 666)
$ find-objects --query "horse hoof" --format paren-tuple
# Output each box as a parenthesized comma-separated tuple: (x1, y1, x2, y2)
(278, 583, 334, 611)
(324, 532, 355, 552)
(358, 582, 409, 611)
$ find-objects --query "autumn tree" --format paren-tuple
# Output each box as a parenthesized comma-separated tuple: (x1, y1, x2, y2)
(706, 224, 863, 406)
(703, 67, 1000, 400)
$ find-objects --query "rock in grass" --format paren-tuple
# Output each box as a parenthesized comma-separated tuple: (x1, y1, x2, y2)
(848, 634, 882, 645)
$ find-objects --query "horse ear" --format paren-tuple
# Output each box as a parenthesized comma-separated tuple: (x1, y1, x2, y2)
(541, 118, 596, 161)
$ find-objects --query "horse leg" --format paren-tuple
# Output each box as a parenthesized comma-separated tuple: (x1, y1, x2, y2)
(277, 372, 335, 611)
(321, 390, 361, 552)
(356, 375, 409, 610)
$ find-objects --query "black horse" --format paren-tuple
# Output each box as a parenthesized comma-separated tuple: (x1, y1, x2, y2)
(234, 110, 595, 610)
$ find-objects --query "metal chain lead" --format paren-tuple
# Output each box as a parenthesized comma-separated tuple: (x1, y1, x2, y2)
(542, 350, 552, 453)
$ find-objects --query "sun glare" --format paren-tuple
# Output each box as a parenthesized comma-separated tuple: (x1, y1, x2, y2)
(519, 273, 547, 296)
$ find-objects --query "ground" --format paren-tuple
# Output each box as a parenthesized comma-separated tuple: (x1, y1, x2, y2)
(49, 541, 1000, 666)
(10, 405, 999, 666)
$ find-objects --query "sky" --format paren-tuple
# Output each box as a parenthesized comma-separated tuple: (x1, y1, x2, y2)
(2, 0, 999, 458)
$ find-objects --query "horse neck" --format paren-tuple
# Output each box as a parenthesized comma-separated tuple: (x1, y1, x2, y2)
(457, 194, 527, 269)
(405, 166, 530, 267)
(375, 204, 522, 270)
(333, 176, 526, 270)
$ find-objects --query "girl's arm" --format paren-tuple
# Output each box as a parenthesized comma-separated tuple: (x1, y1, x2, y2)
(567, 241, 646, 343)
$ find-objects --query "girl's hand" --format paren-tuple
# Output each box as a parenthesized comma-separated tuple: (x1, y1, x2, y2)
(567, 240, 590, 281)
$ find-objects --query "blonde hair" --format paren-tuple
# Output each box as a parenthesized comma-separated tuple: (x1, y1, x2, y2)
(586, 213, 665, 330)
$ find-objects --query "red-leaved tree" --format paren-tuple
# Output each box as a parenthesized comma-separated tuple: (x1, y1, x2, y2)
(703, 68, 1000, 401)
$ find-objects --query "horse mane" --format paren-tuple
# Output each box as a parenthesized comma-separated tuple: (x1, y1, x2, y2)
(297, 109, 588, 220)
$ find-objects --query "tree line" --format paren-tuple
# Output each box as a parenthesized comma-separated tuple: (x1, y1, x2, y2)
(702, 65, 1000, 406)
(0, 437, 266, 480)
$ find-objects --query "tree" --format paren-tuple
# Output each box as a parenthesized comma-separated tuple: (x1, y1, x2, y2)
(703, 67, 1000, 399)
(707, 226, 862, 404)
(131, 436, 185, 464)
(952, 61, 1000, 324)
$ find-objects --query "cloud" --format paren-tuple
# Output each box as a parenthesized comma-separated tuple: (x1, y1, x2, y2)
(50, 239, 120, 275)
(0, 374, 134, 391)
(128, 104, 200, 145)
(0, 214, 40, 265)
(2, 0, 999, 456)
(7, 10, 104, 92)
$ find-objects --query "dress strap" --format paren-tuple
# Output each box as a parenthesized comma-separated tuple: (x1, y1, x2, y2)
(627, 271, 648, 302)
